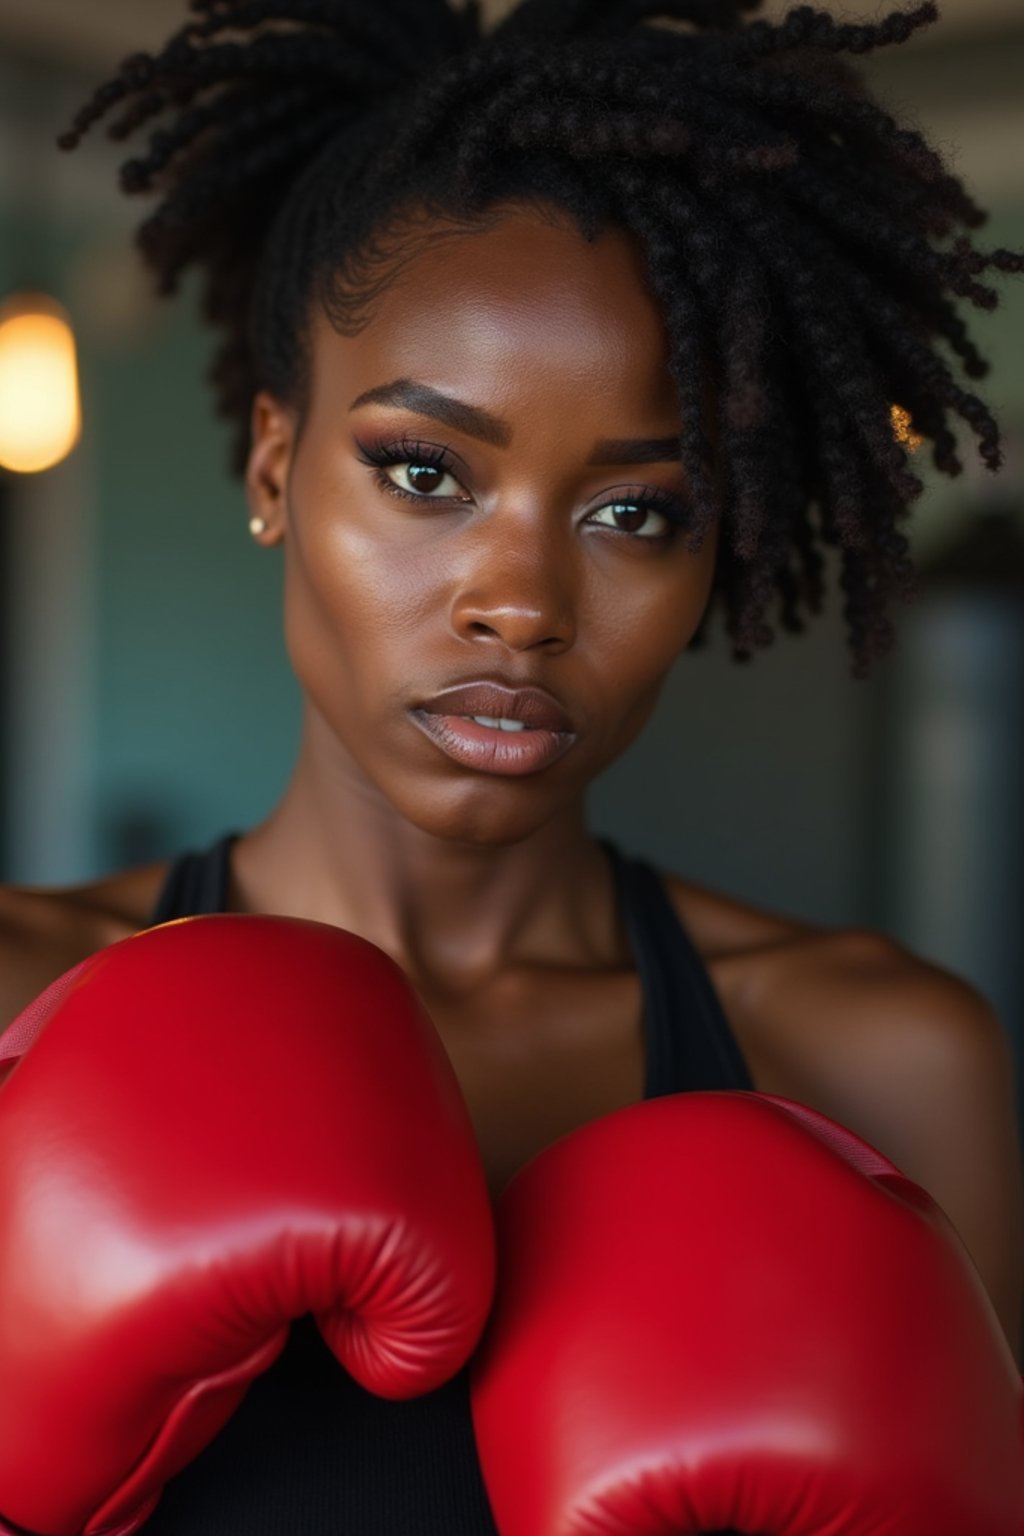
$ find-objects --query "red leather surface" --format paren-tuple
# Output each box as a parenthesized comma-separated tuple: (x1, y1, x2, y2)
(0, 915, 495, 1536)
(471, 1090, 1024, 1535)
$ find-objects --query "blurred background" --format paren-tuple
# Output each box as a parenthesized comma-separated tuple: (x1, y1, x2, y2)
(0, 0, 1022, 1117)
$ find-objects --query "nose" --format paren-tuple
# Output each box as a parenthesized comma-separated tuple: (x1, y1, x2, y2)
(450, 516, 577, 655)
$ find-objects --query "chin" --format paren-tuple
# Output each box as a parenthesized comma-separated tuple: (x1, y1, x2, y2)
(388, 778, 572, 849)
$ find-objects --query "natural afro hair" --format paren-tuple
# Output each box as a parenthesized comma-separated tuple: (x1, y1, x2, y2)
(60, 0, 1024, 677)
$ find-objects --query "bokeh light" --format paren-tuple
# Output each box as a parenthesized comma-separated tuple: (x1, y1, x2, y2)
(0, 293, 81, 474)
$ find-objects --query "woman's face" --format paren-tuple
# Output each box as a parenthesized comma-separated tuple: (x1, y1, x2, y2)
(248, 202, 721, 845)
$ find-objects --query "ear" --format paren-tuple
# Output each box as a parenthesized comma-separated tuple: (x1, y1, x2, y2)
(245, 391, 296, 544)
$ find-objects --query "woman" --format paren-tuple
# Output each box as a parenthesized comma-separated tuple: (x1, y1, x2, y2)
(1, 0, 1022, 1528)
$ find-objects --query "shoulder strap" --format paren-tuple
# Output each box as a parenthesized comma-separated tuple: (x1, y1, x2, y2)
(148, 832, 240, 924)
(601, 840, 755, 1097)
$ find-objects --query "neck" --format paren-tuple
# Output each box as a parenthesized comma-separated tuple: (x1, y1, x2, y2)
(230, 710, 621, 992)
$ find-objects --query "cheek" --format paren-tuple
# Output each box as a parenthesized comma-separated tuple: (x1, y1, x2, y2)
(574, 548, 716, 768)
(280, 457, 450, 713)
(280, 450, 379, 705)
(589, 536, 718, 679)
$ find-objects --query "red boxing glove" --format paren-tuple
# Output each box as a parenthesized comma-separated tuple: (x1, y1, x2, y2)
(471, 1091, 1024, 1536)
(0, 915, 495, 1536)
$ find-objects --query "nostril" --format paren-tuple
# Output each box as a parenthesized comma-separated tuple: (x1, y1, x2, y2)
(468, 620, 500, 636)
(451, 586, 576, 652)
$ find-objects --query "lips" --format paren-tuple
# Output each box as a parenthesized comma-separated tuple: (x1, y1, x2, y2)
(415, 682, 573, 734)
(409, 680, 577, 777)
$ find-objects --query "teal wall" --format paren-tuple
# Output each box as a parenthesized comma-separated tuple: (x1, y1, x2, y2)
(87, 295, 299, 865)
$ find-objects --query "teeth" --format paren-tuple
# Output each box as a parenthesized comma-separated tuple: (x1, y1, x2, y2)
(467, 715, 528, 732)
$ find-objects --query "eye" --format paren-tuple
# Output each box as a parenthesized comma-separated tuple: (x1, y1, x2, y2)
(585, 489, 690, 541)
(356, 437, 471, 504)
(384, 461, 465, 499)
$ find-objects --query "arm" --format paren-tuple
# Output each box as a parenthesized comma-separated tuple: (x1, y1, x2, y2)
(0, 886, 125, 1041)
(757, 930, 1024, 1368)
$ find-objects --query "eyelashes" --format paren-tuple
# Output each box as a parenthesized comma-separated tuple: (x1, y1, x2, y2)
(588, 487, 694, 540)
(356, 437, 469, 504)
(353, 436, 693, 541)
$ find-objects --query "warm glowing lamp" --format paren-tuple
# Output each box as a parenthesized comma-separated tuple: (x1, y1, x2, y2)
(0, 292, 81, 474)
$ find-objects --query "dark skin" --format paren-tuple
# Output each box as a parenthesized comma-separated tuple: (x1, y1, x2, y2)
(0, 202, 1021, 1361)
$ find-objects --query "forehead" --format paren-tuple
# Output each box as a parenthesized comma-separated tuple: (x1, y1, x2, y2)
(311, 204, 681, 427)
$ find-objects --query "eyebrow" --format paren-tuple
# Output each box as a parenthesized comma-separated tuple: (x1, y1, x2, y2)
(349, 379, 682, 465)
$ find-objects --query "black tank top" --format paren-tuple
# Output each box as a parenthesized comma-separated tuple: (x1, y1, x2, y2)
(141, 833, 754, 1534)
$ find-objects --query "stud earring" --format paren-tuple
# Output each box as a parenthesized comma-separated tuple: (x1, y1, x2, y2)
(248, 516, 268, 538)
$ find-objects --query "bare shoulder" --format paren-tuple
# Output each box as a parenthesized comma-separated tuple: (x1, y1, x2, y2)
(663, 869, 1024, 1363)
(660, 866, 1011, 1103)
(0, 860, 171, 1032)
